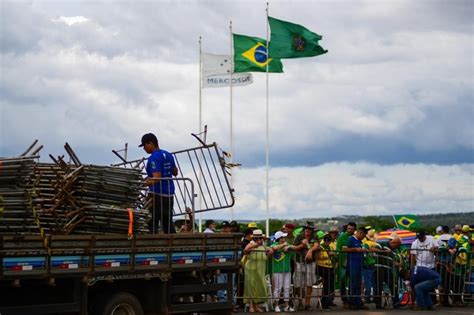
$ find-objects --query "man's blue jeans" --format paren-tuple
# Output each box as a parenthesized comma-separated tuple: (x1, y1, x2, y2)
(217, 273, 228, 302)
(363, 267, 374, 301)
(348, 266, 363, 306)
(414, 277, 441, 308)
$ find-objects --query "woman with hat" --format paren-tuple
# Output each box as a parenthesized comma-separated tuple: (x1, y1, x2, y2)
(270, 231, 294, 312)
(243, 229, 273, 312)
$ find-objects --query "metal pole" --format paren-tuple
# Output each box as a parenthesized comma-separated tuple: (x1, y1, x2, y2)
(265, 2, 270, 236)
(229, 20, 234, 221)
(198, 36, 203, 232)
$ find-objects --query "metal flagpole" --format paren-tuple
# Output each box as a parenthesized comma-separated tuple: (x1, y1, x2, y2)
(229, 21, 234, 221)
(392, 215, 399, 229)
(265, 2, 270, 236)
(198, 36, 203, 232)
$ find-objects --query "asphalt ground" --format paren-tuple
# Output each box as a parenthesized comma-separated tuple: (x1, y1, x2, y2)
(233, 304, 474, 314)
(232, 297, 474, 314)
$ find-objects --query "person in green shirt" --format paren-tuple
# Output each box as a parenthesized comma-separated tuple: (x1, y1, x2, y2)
(271, 231, 294, 312)
(336, 222, 356, 308)
(374, 236, 403, 309)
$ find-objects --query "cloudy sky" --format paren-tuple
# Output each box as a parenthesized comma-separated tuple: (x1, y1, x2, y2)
(1, 0, 473, 220)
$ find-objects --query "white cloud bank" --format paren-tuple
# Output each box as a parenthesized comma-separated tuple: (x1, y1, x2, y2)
(216, 162, 474, 220)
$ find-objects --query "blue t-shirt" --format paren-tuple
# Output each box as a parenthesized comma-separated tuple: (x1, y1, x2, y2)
(347, 235, 363, 269)
(146, 149, 176, 195)
(410, 266, 441, 286)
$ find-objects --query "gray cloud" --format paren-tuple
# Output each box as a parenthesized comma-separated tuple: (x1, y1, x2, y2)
(1, 0, 472, 218)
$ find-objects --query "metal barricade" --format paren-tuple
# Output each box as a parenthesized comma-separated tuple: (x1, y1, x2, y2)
(234, 244, 473, 311)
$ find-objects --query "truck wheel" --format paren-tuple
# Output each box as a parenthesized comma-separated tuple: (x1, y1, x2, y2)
(97, 292, 144, 315)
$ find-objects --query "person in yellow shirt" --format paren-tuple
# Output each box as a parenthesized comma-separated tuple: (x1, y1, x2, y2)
(453, 224, 463, 241)
(316, 234, 336, 310)
(362, 228, 378, 303)
(434, 226, 442, 240)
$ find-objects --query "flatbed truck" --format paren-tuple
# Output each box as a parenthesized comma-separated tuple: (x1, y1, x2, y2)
(0, 233, 241, 315)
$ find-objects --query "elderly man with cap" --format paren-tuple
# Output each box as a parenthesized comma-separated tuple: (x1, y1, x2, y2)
(140, 132, 178, 234)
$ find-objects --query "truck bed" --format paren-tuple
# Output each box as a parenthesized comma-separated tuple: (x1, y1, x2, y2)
(1, 233, 241, 282)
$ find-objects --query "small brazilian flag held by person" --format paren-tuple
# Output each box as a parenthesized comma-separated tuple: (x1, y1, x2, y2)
(268, 16, 328, 59)
(233, 33, 283, 73)
(394, 215, 419, 229)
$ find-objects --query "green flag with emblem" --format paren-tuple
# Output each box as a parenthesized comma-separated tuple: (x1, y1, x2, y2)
(268, 16, 328, 59)
(233, 33, 283, 73)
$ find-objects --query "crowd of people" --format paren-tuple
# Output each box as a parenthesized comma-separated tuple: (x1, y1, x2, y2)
(139, 132, 473, 312)
(234, 221, 473, 312)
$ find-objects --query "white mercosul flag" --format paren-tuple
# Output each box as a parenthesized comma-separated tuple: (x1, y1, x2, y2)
(202, 52, 232, 76)
(202, 52, 253, 88)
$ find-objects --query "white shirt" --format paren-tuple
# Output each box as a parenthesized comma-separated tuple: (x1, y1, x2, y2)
(203, 228, 215, 234)
(437, 233, 453, 246)
(411, 235, 437, 268)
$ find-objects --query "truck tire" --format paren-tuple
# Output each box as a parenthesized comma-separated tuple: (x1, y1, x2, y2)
(97, 292, 144, 315)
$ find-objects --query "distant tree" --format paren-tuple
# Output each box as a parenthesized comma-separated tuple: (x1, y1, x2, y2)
(269, 219, 286, 235)
(361, 216, 395, 231)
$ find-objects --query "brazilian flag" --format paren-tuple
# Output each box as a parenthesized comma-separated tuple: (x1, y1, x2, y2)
(233, 33, 283, 73)
(394, 215, 419, 229)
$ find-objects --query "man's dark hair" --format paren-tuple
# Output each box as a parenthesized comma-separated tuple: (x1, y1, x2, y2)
(347, 222, 357, 229)
(357, 227, 367, 234)
(205, 219, 215, 228)
(243, 228, 253, 236)
(230, 220, 240, 232)
(417, 230, 426, 240)
(442, 225, 450, 234)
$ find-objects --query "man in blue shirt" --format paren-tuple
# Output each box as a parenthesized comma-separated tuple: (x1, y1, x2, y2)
(408, 266, 442, 310)
(140, 133, 178, 233)
(344, 227, 369, 310)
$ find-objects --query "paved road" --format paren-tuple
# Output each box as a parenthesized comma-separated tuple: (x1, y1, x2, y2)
(234, 304, 474, 314)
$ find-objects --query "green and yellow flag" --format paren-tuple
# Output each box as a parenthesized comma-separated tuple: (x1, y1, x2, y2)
(268, 16, 328, 59)
(233, 33, 283, 73)
(394, 215, 419, 229)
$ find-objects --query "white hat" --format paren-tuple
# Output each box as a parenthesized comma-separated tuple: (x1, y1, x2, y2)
(436, 226, 443, 233)
(274, 231, 288, 240)
(252, 229, 264, 238)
